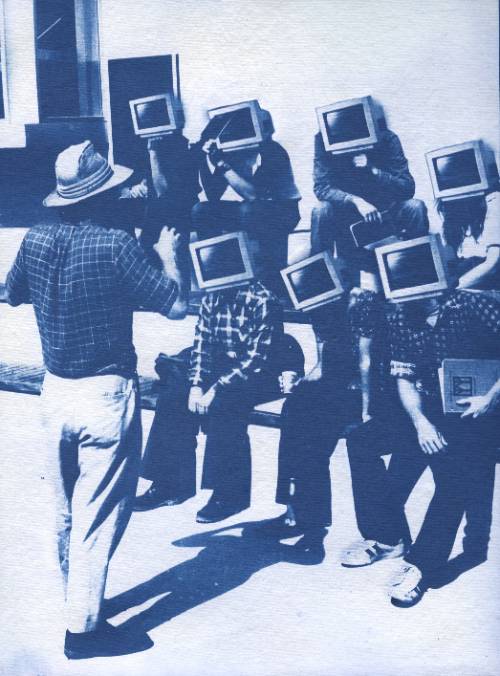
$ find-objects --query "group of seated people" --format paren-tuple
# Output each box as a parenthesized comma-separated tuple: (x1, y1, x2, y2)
(115, 95, 499, 610)
(10, 93, 500, 619)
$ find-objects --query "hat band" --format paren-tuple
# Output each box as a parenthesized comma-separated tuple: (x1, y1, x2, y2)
(57, 162, 114, 200)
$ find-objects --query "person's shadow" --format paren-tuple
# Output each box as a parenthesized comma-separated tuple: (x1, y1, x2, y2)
(104, 520, 318, 633)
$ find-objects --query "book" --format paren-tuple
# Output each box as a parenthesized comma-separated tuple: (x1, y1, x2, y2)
(438, 359, 500, 414)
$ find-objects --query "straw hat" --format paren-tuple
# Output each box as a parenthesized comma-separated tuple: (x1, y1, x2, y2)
(44, 140, 133, 207)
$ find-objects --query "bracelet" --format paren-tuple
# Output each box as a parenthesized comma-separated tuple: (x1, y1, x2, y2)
(215, 161, 232, 174)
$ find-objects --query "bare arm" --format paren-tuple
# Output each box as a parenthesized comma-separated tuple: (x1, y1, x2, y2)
(397, 378, 447, 455)
(154, 228, 189, 319)
(458, 247, 500, 289)
(358, 335, 373, 422)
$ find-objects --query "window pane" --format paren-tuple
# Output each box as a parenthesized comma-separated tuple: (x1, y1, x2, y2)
(35, 0, 101, 119)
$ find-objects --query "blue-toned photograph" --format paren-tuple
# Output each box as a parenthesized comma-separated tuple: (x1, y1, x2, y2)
(0, 1, 498, 674)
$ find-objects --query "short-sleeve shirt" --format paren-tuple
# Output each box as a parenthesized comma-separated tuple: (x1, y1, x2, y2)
(6, 224, 178, 378)
(389, 290, 500, 404)
(458, 191, 500, 259)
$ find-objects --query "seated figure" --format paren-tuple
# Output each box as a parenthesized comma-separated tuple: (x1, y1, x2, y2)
(437, 190, 500, 290)
(191, 109, 301, 292)
(343, 289, 500, 608)
(311, 105, 428, 285)
(135, 239, 285, 523)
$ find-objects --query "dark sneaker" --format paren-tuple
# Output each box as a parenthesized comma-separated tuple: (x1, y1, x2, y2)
(196, 497, 249, 524)
(134, 484, 188, 512)
(64, 621, 153, 659)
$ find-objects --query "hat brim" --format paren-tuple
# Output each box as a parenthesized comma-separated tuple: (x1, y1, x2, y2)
(43, 165, 134, 207)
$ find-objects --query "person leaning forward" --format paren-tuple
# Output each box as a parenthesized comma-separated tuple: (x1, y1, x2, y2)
(5, 140, 188, 660)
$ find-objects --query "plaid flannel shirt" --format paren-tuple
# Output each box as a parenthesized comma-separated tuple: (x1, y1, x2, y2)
(389, 290, 500, 399)
(6, 223, 178, 378)
(189, 281, 283, 390)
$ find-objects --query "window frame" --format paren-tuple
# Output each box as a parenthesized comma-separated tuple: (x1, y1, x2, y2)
(0, 1, 10, 122)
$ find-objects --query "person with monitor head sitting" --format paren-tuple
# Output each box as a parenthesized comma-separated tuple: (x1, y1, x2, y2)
(5, 141, 188, 659)
(437, 189, 500, 291)
(343, 285, 500, 608)
(191, 109, 301, 292)
(120, 104, 199, 277)
(311, 108, 428, 285)
(134, 236, 285, 523)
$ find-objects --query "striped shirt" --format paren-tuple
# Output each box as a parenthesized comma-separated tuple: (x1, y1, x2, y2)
(189, 281, 283, 390)
(6, 223, 177, 378)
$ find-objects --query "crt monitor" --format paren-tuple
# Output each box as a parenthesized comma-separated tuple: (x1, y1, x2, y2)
(190, 231, 255, 292)
(426, 140, 499, 201)
(375, 234, 451, 303)
(316, 96, 381, 154)
(129, 93, 180, 137)
(281, 251, 345, 311)
(207, 100, 264, 152)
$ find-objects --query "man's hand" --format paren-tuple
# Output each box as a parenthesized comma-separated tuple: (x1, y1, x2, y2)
(188, 386, 203, 414)
(197, 386, 217, 415)
(350, 196, 382, 224)
(457, 394, 496, 419)
(298, 362, 323, 386)
(414, 416, 448, 455)
(202, 139, 225, 164)
(120, 178, 148, 200)
(353, 154, 369, 169)
(154, 227, 182, 268)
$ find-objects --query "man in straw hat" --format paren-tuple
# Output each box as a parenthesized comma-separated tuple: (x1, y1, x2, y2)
(6, 140, 188, 659)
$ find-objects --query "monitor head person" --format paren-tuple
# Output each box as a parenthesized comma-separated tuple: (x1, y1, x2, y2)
(436, 195, 488, 251)
(43, 140, 133, 228)
(258, 109, 275, 141)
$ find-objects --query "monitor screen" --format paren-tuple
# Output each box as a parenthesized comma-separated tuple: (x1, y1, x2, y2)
(211, 107, 256, 144)
(196, 238, 247, 281)
(432, 148, 481, 191)
(383, 243, 439, 291)
(134, 98, 171, 130)
(289, 258, 338, 303)
(323, 104, 370, 146)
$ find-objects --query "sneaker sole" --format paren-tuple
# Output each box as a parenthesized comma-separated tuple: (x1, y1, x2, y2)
(390, 585, 426, 608)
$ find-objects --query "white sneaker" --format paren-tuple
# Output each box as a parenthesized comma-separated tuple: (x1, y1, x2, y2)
(341, 539, 407, 567)
(389, 563, 426, 607)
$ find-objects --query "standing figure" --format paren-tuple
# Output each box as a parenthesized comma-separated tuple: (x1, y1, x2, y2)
(6, 141, 188, 659)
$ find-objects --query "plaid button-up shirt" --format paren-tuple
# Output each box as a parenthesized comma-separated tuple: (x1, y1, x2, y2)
(389, 290, 500, 399)
(189, 281, 283, 390)
(6, 223, 178, 378)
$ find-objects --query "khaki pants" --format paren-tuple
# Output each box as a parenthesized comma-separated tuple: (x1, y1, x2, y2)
(41, 372, 142, 633)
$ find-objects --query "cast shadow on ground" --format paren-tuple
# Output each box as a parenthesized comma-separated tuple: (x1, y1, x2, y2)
(104, 519, 322, 633)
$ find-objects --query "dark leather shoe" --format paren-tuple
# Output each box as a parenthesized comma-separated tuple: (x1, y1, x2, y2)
(253, 514, 304, 539)
(196, 497, 249, 523)
(290, 528, 328, 565)
(64, 621, 153, 659)
(134, 484, 187, 512)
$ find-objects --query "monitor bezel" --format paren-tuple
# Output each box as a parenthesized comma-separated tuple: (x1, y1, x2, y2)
(189, 231, 255, 292)
(280, 250, 345, 311)
(129, 93, 178, 137)
(208, 99, 264, 152)
(316, 96, 379, 154)
(425, 140, 490, 200)
(375, 234, 450, 303)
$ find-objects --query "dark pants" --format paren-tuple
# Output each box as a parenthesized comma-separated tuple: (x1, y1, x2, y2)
(311, 198, 429, 281)
(276, 380, 360, 528)
(141, 362, 279, 505)
(347, 411, 498, 578)
(192, 199, 300, 293)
